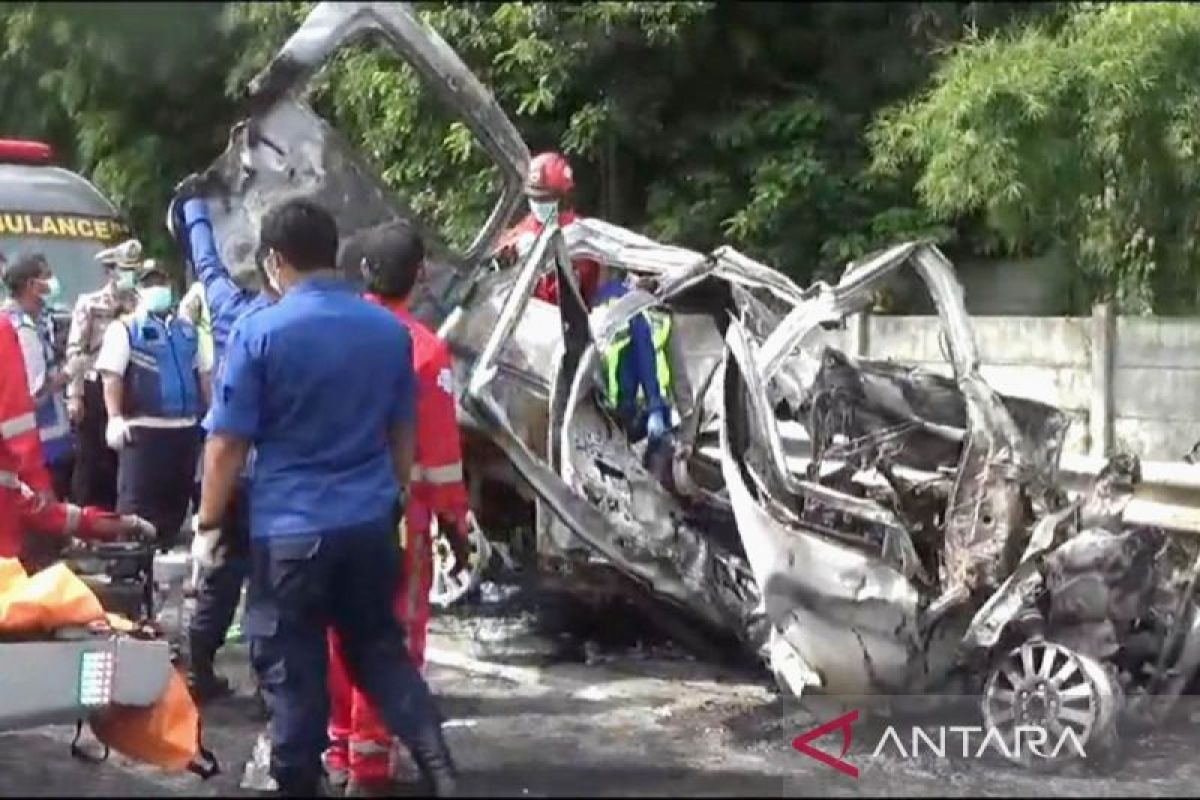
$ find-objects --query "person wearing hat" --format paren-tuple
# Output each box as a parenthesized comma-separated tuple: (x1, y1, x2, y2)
(64, 238, 144, 508)
(94, 261, 212, 546)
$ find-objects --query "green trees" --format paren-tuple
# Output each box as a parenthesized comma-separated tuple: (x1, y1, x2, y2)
(0, 2, 240, 259)
(8, 0, 1173, 310)
(870, 2, 1200, 314)
(219, 2, 1033, 280)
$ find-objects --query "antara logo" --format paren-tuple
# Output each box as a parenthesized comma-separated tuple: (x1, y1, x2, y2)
(791, 710, 860, 778)
(792, 709, 1087, 778)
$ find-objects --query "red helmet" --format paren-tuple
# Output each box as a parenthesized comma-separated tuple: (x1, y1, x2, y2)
(525, 152, 574, 199)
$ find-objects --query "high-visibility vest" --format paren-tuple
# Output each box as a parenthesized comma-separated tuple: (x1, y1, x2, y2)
(121, 315, 202, 419)
(1, 314, 54, 554)
(3, 308, 72, 465)
(598, 302, 673, 411)
(33, 379, 71, 466)
(179, 283, 214, 372)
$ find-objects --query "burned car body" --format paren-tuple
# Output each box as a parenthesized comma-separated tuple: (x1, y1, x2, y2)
(186, 1, 1200, 768)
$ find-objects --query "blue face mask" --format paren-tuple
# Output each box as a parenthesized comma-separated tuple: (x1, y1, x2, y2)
(140, 285, 174, 315)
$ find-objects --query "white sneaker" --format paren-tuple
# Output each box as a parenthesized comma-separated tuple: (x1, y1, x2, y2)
(239, 733, 279, 792)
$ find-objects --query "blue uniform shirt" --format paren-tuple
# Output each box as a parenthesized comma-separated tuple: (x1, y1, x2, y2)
(593, 279, 667, 416)
(208, 277, 416, 538)
(182, 198, 273, 370)
(182, 198, 273, 480)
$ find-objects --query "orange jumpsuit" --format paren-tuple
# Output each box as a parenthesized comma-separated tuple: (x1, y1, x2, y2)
(495, 208, 602, 307)
(326, 295, 470, 785)
(0, 315, 123, 557)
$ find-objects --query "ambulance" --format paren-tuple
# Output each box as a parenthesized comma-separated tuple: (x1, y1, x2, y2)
(0, 138, 132, 351)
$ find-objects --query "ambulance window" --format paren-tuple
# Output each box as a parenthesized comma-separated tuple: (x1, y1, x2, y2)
(0, 236, 111, 311)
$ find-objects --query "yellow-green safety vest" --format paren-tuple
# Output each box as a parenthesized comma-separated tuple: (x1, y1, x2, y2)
(600, 305, 673, 410)
(179, 282, 214, 370)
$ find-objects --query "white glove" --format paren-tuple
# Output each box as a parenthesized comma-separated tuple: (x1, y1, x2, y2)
(105, 416, 132, 450)
(191, 517, 223, 570)
(646, 408, 670, 442)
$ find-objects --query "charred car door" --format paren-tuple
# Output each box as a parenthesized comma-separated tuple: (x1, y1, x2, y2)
(190, 0, 528, 330)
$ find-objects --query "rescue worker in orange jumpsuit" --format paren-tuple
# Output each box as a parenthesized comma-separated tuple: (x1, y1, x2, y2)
(325, 220, 472, 795)
(494, 151, 602, 308)
(0, 313, 152, 560)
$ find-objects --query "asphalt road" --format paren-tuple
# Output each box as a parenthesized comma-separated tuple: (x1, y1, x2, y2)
(2, 619, 1198, 797)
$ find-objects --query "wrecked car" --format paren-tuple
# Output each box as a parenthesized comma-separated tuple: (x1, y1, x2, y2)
(181, 1, 1200, 769)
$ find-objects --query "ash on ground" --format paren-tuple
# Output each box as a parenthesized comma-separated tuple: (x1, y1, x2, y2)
(432, 568, 698, 668)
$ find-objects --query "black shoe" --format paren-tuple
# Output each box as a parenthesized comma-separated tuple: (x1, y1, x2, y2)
(270, 770, 331, 798)
(272, 781, 323, 798)
(187, 630, 235, 703)
(408, 727, 458, 798)
(251, 682, 270, 721)
(187, 663, 234, 704)
(344, 778, 394, 798)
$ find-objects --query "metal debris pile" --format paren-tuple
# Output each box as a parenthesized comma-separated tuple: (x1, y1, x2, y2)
(189, 0, 1200, 772)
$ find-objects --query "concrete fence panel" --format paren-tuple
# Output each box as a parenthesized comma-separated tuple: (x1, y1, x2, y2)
(803, 304, 1200, 461)
(1113, 317, 1200, 460)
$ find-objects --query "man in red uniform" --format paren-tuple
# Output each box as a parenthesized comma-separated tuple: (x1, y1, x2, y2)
(494, 151, 602, 307)
(0, 314, 152, 559)
(325, 220, 472, 795)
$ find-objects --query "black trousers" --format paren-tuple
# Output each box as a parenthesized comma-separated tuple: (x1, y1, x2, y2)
(48, 453, 74, 501)
(189, 483, 251, 658)
(246, 519, 443, 793)
(71, 378, 118, 509)
(115, 425, 201, 547)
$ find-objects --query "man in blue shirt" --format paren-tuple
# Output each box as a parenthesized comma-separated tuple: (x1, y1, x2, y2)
(170, 180, 277, 361)
(170, 182, 277, 702)
(194, 199, 457, 798)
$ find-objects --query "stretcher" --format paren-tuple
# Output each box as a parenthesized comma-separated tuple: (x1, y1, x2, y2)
(0, 630, 172, 732)
(0, 542, 176, 734)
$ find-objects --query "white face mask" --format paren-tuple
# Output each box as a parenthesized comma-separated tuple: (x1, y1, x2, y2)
(32, 275, 60, 311)
(114, 269, 137, 292)
(529, 199, 558, 224)
(140, 285, 174, 315)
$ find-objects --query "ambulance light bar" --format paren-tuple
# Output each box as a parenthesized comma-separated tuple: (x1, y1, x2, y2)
(0, 139, 53, 165)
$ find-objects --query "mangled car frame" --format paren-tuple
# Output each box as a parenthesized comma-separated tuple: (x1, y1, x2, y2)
(186, 1, 1200, 770)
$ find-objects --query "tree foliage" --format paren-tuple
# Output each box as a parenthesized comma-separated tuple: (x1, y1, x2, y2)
(0, 1, 1045, 286)
(220, 2, 1040, 279)
(870, 2, 1200, 314)
(0, 2, 240, 261)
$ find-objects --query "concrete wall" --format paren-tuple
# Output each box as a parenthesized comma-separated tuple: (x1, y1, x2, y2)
(1113, 317, 1200, 459)
(879, 253, 1078, 316)
(821, 305, 1200, 461)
